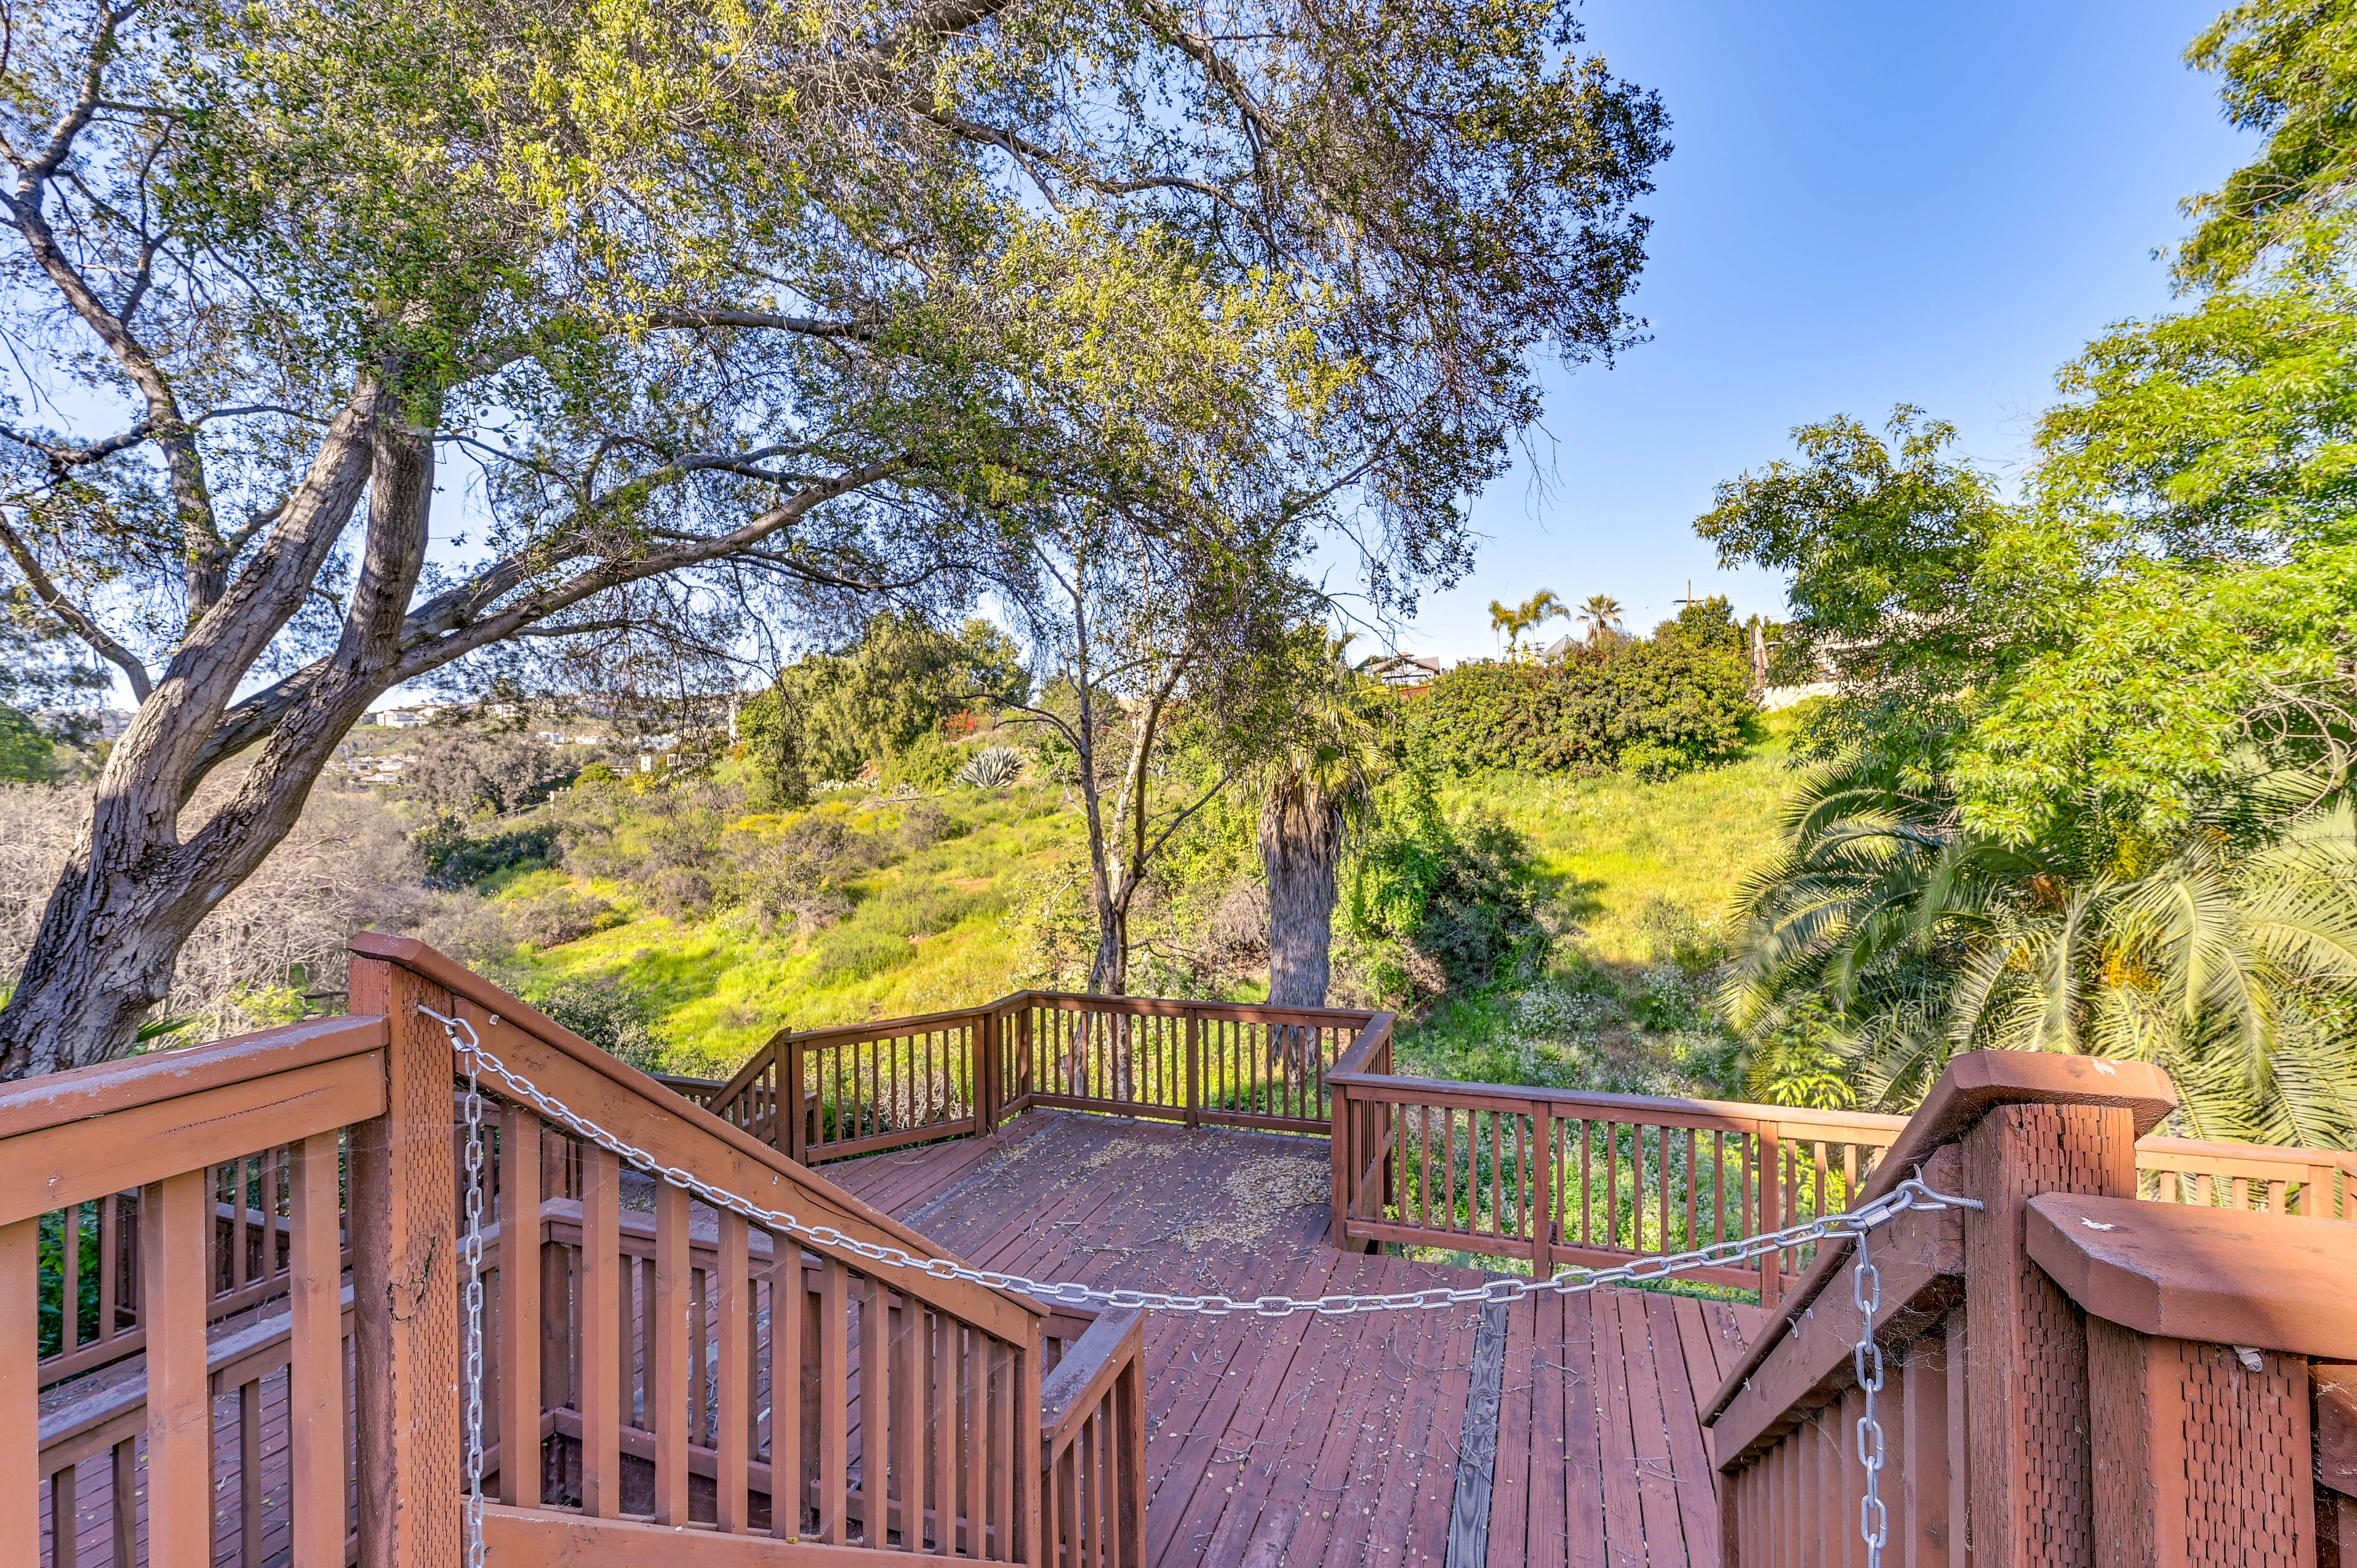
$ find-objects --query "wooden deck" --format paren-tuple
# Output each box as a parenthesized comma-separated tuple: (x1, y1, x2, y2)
(827, 1110, 1763, 1568)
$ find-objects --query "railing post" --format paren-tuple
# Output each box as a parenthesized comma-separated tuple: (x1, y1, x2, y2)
(1329, 1078, 1350, 1247)
(784, 1035, 808, 1164)
(1960, 1080, 2141, 1568)
(974, 1007, 997, 1134)
(1754, 1121, 1781, 1307)
(346, 950, 463, 1568)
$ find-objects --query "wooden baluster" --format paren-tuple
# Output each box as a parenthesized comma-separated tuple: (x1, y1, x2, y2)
(109, 1438, 136, 1568)
(143, 1170, 211, 1568)
(58, 1198, 81, 1359)
(896, 1292, 921, 1550)
(1532, 1106, 1554, 1280)
(289, 1130, 347, 1568)
(50, 1463, 77, 1568)
(931, 1310, 954, 1555)
(0, 1215, 36, 1567)
(495, 1110, 541, 1507)
(716, 1214, 751, 1534)
(818, 1257, 850, 1543)
(96, 1194, 118, 1350)
(239, 1377, 265, 1564)
(651, 1181, 691, 1524)
(579, 1143, 623, 1517)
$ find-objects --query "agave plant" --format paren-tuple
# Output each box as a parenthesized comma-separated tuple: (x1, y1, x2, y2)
(954, 745, 1026, 789)
(1725, 754, 2357, 1145)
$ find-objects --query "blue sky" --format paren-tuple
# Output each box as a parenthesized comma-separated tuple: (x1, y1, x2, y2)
(1371, 0, 2255, 662)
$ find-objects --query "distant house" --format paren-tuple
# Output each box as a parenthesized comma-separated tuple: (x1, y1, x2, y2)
(1364, 654, 1442, 687)
(372, 705, 442, 728)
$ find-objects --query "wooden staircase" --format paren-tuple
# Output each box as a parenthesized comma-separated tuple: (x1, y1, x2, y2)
(5, 936, 1143, 1568)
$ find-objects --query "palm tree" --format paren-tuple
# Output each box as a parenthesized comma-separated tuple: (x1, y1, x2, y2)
(1257, 635, 1385, 1012)
(1576, 593, 1624, 646)
(1487, 590, 1571, 660)
(1724, 754, 2357, 1143)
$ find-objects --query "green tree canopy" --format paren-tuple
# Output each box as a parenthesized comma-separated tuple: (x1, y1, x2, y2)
(0, 0, 1671, 1072)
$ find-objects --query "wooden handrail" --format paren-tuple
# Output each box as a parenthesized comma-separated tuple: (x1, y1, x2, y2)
(353, 932, 1041, 1340)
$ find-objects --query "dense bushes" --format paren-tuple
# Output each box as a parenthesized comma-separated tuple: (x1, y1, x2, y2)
(1409, 627, 1754, 778)
(1343, 783, 1549, 1001)
(416, 820, 560, 889)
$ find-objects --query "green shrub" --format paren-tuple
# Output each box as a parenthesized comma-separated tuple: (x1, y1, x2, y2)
(808, 924, 918, 986)
(1410, 636, 1755, 777)
(1345, 783, 1547, 1000)
(534, 978, 665, 1073)
(416, 819, 560, 889)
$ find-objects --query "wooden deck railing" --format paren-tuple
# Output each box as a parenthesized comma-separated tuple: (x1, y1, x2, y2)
(5, 937, 1151, 1568)
(703, 991, 2356, 1307)
(1328, 1025, 2355, 1299)
(1702, 1050, 2357, 1566)
(704, 991, 1379, 1164)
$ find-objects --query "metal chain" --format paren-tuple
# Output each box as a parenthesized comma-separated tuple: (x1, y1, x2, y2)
(1854, 1225, 1889, 1568)
(443, 1009, 490, 1568)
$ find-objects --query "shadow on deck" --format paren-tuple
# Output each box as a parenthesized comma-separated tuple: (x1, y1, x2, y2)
(827, 1110, 1765, 1568)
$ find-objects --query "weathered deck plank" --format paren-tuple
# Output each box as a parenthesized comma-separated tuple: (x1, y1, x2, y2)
(833, 1110, 1761, 1568)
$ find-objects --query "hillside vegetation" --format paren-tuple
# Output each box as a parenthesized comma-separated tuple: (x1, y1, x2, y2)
(440, 710, 1804, 1089)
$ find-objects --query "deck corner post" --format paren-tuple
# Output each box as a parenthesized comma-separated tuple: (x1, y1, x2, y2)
(1329, 1076, 1350, 1248)
(346, 949, 463, 1568)
(1754, 1121, 1781, 1307)
(976, 1005, 1000, 1133)
(1954, 1072, 2144, 1568)
(784, 1034, 808, 1164)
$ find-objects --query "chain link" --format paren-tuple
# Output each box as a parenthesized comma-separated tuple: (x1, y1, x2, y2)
(429, 1008, 490, 1568)
(1853, 1226, 1889, 1568)
(417, 1005, 1981, 1568)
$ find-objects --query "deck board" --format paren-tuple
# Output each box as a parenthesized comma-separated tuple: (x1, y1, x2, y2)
(829, 1110, 1762, 1567)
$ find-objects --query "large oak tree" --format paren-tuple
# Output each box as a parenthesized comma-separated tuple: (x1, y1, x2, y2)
(0, 0, 1666, 1073)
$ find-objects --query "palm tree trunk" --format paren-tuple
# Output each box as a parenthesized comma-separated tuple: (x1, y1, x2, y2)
(1261, 779, 1339, 1010)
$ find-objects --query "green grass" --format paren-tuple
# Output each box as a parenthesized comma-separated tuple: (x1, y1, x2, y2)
(500, 714, 1806, 1084)
(1390, 710, 1804, 1101)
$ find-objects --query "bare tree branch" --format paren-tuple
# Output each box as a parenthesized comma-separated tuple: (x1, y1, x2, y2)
(0, 511, 151, 698)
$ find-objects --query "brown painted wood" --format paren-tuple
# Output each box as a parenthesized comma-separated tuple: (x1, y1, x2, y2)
(1961, 1100, 2135, 1568)
(1709, 1197, 1965, 1464)
(0, 1053, 384, 1227)
(348, 954, 462, 1568)
(495, 1110, 541, 1509)
(288, 1130, 347, 1566)
(143, 1169, 212, 1568)
(0, 1014, 385, 1141)
(2320, 1364, 2357, 1504)
(578, 1142, 623, 1518)
(718, 1211, 753, 1534)
(2026, 1191, 2357, 1361)
(653, 1180, 691, 1525)
(0, 1216, 37, 1566)
(1898, 1324, 1952, 1567)
(817, 1256, 849, 1544)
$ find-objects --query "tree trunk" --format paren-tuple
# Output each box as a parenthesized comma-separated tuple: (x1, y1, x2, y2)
(0, 393, 425, 1076)
(1261, 777, 1339, 1010)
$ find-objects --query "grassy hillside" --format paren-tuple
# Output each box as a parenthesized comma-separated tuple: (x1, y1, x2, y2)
(487, 713, 1806, 1087)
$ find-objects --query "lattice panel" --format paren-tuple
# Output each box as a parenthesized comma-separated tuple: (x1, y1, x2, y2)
(2173, 1340, 2309, 1567)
